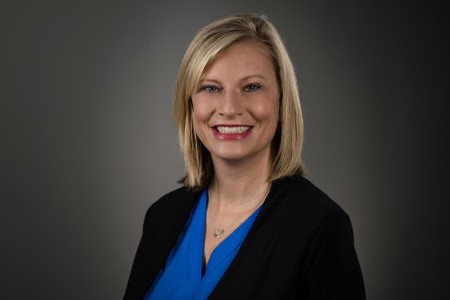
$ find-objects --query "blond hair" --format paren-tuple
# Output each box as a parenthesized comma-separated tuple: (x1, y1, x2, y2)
(174, 13, 304, 189)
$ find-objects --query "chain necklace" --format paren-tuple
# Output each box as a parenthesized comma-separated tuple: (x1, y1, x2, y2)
(211, 184, 271, 239)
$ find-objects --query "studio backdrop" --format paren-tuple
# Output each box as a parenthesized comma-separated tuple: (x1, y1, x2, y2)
(1, 1, 448, 299)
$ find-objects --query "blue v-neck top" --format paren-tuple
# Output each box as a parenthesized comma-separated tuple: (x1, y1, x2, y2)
(144, 189, 262, 300)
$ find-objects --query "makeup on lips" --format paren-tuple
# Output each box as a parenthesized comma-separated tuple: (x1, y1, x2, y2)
(212, 125, 253, 140)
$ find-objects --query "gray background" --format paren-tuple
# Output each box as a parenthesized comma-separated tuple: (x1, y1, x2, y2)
(1, 0, 448, 299)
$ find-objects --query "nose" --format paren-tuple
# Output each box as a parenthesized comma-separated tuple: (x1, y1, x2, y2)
(218, 90, 243, 117)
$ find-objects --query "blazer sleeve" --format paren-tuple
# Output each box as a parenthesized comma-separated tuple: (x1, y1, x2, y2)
(123, 188, 197, 299)
(296, 211, 365, 299)
(123, 204, 159, 299)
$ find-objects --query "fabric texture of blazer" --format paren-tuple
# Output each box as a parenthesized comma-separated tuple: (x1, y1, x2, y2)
(124, 175, 365, 299)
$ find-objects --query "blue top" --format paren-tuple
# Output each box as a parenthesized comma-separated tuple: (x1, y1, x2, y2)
(144, 189, 262, 300)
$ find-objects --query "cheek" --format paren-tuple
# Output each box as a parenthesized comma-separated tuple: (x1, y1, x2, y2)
(271, 100, 280, 121)
(192, 97, 212, 130)
(259, 98, 280, 137)
(254, 97, 280, 123)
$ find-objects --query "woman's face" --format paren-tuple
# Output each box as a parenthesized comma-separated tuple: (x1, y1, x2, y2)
(191, 40, 280, 166)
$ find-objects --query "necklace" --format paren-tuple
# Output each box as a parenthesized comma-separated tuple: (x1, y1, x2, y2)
(212, 184, 271, 239)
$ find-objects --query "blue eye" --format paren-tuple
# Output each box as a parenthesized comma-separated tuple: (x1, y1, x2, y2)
(243, 84, 261, 92)
(200, 85, 222, 93)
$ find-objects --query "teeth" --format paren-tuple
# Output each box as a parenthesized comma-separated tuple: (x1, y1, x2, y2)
(216, 126, 250, 134)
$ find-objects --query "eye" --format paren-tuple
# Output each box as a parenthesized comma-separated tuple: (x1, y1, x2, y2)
(243, 83, 261, 92)
(200, 85, 222, 93)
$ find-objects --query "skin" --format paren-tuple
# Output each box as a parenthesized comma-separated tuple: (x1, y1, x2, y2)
(191, 40, 280, 265)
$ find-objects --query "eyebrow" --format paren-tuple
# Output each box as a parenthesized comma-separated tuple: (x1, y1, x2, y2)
(241, 74, 266, 81)
(200, 74, 267, 83)
(198, 79, 221, 85)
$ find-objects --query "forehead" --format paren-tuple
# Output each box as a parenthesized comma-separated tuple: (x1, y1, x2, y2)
(200, 40, 275, 78)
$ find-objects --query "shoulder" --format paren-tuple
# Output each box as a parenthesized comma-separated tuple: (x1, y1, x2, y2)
(268, 175, 353, 236)
(143, 186, 200, 232)
(274, 175, 347, 215)
(148, 186, 198, 213)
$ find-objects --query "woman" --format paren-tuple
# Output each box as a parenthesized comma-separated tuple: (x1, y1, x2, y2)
(124, 13, 365, 299)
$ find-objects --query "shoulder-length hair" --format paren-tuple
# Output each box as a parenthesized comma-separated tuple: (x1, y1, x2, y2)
(174, 13, 304, 189)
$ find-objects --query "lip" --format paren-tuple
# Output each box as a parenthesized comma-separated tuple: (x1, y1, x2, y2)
(211, 125, 253, 140)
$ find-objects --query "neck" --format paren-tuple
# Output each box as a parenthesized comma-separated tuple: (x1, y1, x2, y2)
(209, 153, 272, 209)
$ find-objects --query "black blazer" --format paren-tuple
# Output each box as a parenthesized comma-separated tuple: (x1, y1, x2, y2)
(124, 175, 365, 299)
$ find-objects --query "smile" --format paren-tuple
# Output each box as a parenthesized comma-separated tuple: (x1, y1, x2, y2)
(216, 126, 251, 134)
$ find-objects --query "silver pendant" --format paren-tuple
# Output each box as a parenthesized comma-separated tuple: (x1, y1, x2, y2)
(214, 228, 224, 239)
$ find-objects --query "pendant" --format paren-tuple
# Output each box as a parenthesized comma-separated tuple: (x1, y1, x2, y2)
(214, 228, 224, 239)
